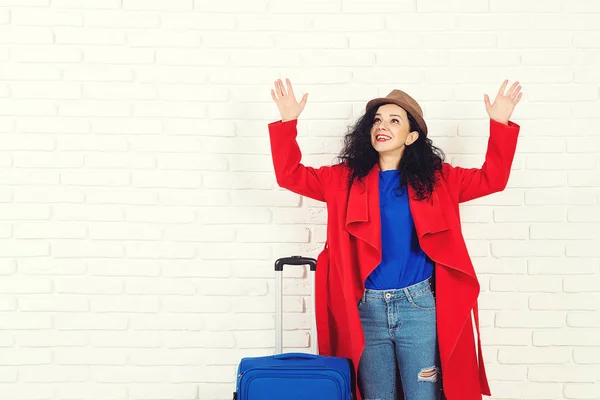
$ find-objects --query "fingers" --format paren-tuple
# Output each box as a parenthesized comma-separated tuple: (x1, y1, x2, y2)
(274, 79, 286, 98)
(286, 78, 295, 97)
(299, 92, 308, 110)
(514, 92, 523, 104)
(273, 78, 301, 104)
(484, 93, 492, 111)
(498, 80, 521, 99)
(510, 85, 522, 101)
(507, 81, 520, 98)
(497, 79, 509, 97)
(275, 80, 280, 97)
(507, 81, 519, 96)
(279, 79, 287, 97)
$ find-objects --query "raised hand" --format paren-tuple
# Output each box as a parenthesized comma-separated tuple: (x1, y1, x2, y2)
(484, 80, 523, 125)
(270, 78, 308, 122)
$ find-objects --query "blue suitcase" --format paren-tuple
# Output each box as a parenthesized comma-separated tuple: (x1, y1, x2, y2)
(233, 256, 354, 400)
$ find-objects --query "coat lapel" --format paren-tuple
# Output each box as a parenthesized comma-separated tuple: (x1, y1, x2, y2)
(408, 187, 449, 237)
(407, 181, 481, 384)
(345, 165, 381, 284)
(408, 181, 479, 282)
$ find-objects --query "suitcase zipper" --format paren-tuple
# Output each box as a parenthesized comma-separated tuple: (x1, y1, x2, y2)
(238, 366, 349, 400)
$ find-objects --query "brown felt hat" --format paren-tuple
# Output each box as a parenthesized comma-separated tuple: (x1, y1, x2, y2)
(365, 89, 428, 136)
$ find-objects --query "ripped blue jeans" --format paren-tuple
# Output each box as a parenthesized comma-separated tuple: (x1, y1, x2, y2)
(357, 277, 442, 400)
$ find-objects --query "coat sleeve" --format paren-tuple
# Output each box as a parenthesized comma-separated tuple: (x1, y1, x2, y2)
(445, 118, 520, 203)
(268, 119, 333, 202)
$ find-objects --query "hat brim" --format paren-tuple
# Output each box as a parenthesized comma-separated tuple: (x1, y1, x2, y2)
(366, 98, 428, 136)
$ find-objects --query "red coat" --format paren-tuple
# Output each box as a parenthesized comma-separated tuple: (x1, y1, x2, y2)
(268, 118, 520, 400)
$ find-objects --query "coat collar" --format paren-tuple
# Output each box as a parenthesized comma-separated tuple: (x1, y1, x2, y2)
(345, 164, 449, 239)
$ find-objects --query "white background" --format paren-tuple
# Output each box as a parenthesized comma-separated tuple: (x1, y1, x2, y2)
(0, 0, 599, 399)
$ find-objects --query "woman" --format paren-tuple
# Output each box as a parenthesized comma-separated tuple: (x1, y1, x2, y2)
(268, 79, 522, 400)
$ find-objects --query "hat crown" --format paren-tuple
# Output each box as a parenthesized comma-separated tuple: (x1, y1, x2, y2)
(385, 89, 423, 116)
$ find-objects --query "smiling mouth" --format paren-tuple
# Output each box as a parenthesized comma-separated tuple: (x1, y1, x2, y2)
(375, 134, 391, 142)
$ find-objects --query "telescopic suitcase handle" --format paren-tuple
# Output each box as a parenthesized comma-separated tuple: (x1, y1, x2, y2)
(274, 256, 318, 355)
(275, 256, 316, 272)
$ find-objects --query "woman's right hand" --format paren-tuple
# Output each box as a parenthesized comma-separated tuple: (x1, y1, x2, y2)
(270, 78, 308, 122)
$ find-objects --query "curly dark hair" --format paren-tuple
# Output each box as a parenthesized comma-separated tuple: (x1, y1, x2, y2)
(337, 103, 445, 201)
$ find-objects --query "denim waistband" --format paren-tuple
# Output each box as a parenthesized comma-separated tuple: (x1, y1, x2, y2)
(362, 276, 433, 301)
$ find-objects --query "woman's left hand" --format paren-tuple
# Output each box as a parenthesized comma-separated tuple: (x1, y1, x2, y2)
(484, 80, 523, 125)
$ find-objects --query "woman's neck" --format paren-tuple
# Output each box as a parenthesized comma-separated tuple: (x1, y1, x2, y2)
(378, 153, 402, 171)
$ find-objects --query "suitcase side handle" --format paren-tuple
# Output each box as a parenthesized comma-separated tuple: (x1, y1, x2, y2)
(273, 353, 318, 360)
(275, 256, 316, 272)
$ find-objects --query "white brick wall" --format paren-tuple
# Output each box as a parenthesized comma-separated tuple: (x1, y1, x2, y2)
(0, 1, 598, 399)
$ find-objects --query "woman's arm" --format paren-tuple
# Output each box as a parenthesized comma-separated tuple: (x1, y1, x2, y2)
(268, 78, 331, 202)
(269, 118, 331, 202)
(447, 118, 520, 203)
(446, 80, 524, 203)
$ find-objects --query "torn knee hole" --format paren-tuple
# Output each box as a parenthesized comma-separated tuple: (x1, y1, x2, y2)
(418, 366, 439, 382)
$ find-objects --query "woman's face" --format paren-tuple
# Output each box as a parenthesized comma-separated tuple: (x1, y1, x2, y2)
(370, 104, 418, 155)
